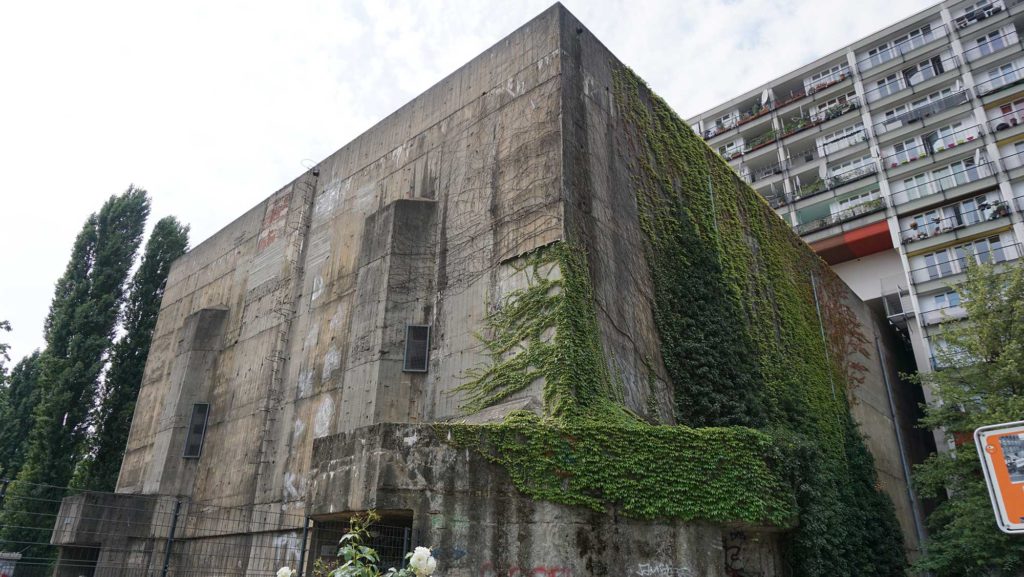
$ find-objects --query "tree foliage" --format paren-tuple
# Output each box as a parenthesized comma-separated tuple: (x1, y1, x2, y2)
(0, 351, 42, 478)
(74, 216, 189, 490)
(912, 261, 1024, 576)
(0, 186, 150, 551)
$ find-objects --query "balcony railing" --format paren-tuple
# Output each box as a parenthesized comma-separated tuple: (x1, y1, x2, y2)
(900, 200, 1010, 244)
(779, 97, 861, 139)
(1001, 149, 1024, 169)
(962, 29, 1019, 62)
(988, 107, 1024, 132)
(791, 163, 879, 201)
(746, 159, 789, 183)
(820, 129, 868, 156)
(975, 64, 1024, 97)
(921, 303, 969, 326)
(882, 125, 982, 169)
(793, 197, 887, 235)
(873, 90, 971, 135)
(857, 24, 948, 72)
(806, 67, 853, 96)
(954, 1, 1006, 31)
(864, 55, 960, 103)
(909, 242, 1022, 284)
(890, 161, 994, 205)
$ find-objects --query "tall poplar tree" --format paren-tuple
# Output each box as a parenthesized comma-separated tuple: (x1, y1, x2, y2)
(74, 216, 189, 491)
(0, 351, 42, 479)
(0, 186, 149, 551)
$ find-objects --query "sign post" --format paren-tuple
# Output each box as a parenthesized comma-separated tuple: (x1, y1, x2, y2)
(975, 421, 1024, 534)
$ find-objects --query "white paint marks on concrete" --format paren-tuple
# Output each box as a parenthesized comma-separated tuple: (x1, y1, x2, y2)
(403, 433, 418, 447)
(322, 346, 341, 381)
(292, 419, 306, 445)
(314, 396, 334, 438)
(273, 531, 302, 565)
(310, 275, 324, 302)
(329, 303, 347, 332)
(298, 369, 314, 398)
(283, 471, 303, 501)
(313, 183, 341, 223)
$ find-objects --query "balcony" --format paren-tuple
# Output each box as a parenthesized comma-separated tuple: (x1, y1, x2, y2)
(778, 97, 861, 141)
(1001, 149, 1024, 170)
(792, 163, 879, 202)
(909, 242, 1022, 285)
(820, 129, 868, 156)
(899, 200, 1011, 245)
(745, 159, 789, 184)
(873, 90, 971, 136)
(701, 101, 772, 141)
(857, 24, 948, 73)
(962, 28, 1019, 63)
(882, 126, 983, 172)
(954, 1, 1006, 32)
(793, 197, 887, 235)
(988, 107, 1024, 132)
(890, 161, 994, 206)
(975, 64, 1024, 97)
(881, 278, 915, 330)
(864, 55, 960, 104)
(920, 303, 968, 326)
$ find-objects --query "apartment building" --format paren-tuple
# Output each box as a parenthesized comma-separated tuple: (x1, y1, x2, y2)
(689, 0, 1024, 383)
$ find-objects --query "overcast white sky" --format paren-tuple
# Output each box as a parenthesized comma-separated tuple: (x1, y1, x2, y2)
(0, 0, 936, 363)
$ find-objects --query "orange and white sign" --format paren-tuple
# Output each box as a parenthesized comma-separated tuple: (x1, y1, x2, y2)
(975, 421, 1024, 534)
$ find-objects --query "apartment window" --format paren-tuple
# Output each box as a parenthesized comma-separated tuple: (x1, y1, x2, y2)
(962, 194, 988, 225)
(809, 64, 844, 83)
(901, 173, 930, 199)
(183, 403, 210, 458)
(892, 138, 924, 163)
(867, 43, 895, 67)
(925, 251, 954, 279)
(903, 56, 945, 86)
(975, 30, 1005, 57)
(988, 63, 1017, 88)
(819, 122, 864, 155)
(932, 290, 961, 310)
(875, 74, 902, 98)
(815, 91, 855, 114)
(403, 325, 431, 372)
(715, 113, 734, 129)
(833, 189, 879, 214)
(719, 140, 740, 157)
(932, 120, 966, 150)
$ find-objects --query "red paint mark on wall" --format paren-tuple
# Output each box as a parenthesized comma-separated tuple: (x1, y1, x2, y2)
(257, 191, 292, 253)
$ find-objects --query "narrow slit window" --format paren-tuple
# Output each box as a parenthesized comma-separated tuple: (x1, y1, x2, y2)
(183, 403, 210, 458)
(403, 325, 431, 372)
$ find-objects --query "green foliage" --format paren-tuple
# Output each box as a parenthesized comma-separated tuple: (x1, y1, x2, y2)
(910, 261, 1024, 576)
(0, 320, 10, 379)
(0, 186, 150, 552)
(441, 412, 795, 524)
(454, 243, 626, 420)
(74, 216, 190, 490)
(0, 351, 42, 478)
(443, 67, 906, 577)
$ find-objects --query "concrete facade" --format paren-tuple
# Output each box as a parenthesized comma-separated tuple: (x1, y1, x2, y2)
(55, 4, 928, 575)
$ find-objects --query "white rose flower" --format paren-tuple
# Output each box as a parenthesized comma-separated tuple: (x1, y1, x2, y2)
(408, 546, 436, 576)
(276, 567, 296, 577)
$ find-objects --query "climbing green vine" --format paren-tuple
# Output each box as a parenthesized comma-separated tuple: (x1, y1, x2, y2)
(440, 64, 906, 577)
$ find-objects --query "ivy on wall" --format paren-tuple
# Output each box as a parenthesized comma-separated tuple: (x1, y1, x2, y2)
(439, 65, 906, 577)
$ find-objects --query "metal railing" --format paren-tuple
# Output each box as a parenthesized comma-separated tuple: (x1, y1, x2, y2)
(962, 28, 1020, 62)
(920, 302, 969, 326)
(989, 107, 1024, 132)
(899, 200, 1011, 244)
(820, 129, 868, 156)
(793, 197, 887, 235)
(1001, 149, 1024, 169)
(747, 159, 789, 183)
(881, 125, 982, 168)
(975, 64, 1024, 96)
(806, 67, 853, 95)
(890, 160, 994, 205)
(791, 163, 879, 201)
(873, 90, 971, 135)
(954, 1, 1006, 32)
(909, 241, 1021, 284)
(864, 55, 960, 103)
(779, 97, 861, 139)
(857, 24, 949, 72)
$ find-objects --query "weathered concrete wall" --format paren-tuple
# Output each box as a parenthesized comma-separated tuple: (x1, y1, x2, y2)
(554, 5, 924, 554)
(104, 1, 927, 570)
(307, 423, 783, 577)
(117, 5, 570, 514)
